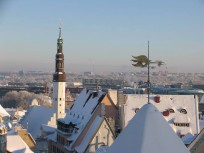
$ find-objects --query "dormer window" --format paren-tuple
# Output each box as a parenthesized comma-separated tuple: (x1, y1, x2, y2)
(67, 126, 74, 133)
(92, 91, 98, 98)
(135, 108, 140, 113)
(169, 108, 175, 113)
(174, 123, 190, 127)
(66, 140, 73, 146)
(180, 109, 187, 114)
(58, 121, 78, 135)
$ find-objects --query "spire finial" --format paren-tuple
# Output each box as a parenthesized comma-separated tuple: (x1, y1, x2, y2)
(59, 19, 63, 39)
(59, 27, 62, 39)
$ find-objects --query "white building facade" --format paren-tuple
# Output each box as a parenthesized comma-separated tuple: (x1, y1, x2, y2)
(119, 94, 200, 137)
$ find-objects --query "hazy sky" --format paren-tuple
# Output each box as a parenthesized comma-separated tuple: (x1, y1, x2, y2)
(0, 0, 204, 73)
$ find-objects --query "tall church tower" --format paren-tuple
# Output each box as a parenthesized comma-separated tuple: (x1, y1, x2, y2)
(53, 27, 66, 119)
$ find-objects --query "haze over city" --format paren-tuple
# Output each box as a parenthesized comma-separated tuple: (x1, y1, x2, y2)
(0, 0, 204, 73)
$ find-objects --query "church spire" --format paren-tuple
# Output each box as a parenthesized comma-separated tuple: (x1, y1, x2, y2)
(52, 27, 67, 120)
(53, 28, 66, 82)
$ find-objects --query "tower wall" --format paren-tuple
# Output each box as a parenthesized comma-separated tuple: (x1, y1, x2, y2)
(53, 82, 66, 119)
(52, 28, 66, 120)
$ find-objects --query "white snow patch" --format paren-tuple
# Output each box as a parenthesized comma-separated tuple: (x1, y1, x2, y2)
(0, 105, 10, 117)
(21, 105, 55, 138)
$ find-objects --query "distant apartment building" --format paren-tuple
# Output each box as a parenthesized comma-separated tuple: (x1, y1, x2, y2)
(83, 72, 94, 76)
(83, 78, 124, 90)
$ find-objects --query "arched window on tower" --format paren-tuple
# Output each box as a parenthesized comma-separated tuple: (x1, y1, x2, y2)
(57, 63, 62, 69)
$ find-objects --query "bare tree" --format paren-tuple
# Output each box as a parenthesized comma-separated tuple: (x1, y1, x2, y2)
(0, 91, 51, 109)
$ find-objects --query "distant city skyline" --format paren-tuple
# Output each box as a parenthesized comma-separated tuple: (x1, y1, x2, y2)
(0, 0, 204, 73)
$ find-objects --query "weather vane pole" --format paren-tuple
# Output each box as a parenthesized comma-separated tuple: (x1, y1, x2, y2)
(131, 41, 164, 104)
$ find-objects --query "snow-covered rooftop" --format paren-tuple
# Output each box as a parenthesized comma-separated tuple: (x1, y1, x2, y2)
(107, 103, 190, 153)
(20, 105, 55, 139)
(59, 89, 105, 148)
(123, 94, 199, 135)
(41, 124, 56, 133)
(16, 110, 26, 117)
(7, 135, 33, 153)
(0, 104, 10, 117)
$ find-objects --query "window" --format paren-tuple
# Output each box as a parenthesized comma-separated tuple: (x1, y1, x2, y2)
(68, 126, 74, 133)
(57, 134, 60, 142)
(57, 63, 62, 69)
(53, 145, 56, 153)
(61, 137, 65, 145)
(135, 108, 140, 113)
(174, 122, 190, 127)
(169, 108, 175, 113)
(180, 109, 187, 114)
(57, 148, 60, 153)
